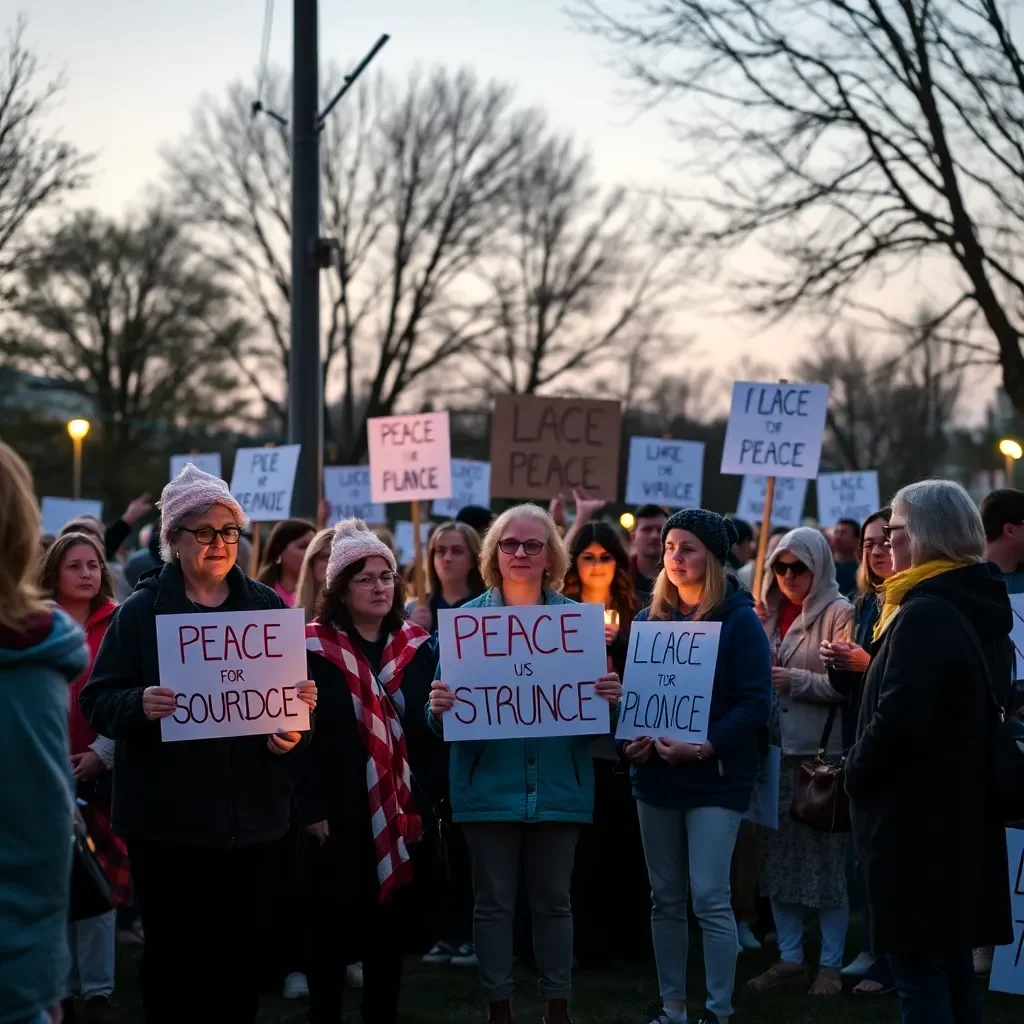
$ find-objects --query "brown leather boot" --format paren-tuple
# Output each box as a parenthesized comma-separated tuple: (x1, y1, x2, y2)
(488, 999, 514, 1024)
(542, 999, 575, 1024)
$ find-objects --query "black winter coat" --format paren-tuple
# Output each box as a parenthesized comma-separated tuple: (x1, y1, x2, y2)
(292, 631, 440, 910)
(80, 562, 308, 848)
(846, 562, 1014, 955)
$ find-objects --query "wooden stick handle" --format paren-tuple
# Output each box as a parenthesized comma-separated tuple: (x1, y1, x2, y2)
(411, 500, 426, 607)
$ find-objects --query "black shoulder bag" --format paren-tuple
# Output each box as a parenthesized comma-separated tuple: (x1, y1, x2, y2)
(791, 705, 851, 833)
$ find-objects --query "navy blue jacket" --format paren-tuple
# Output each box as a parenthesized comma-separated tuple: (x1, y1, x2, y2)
(627, 581, 772, 812)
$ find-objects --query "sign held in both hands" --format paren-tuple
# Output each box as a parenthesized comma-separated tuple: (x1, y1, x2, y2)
(437, 604, 609, 741)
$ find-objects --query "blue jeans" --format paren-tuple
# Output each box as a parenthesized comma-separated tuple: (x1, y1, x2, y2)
(637, 802, 743, 1018)
(887, 950, 983, 1024)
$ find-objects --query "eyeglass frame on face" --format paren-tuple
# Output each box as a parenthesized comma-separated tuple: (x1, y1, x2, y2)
(178, 525, 241, 545)
(350, 571, 398, 590)
(862, 538, 891, 553)
(882, 524, 906, 542)
(497, 538, 546, 556)
(774, 559, 810, 578)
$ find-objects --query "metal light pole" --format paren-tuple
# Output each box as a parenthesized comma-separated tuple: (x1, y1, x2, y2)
(67, 418, 91, 499)
(289, 0, 323, 521)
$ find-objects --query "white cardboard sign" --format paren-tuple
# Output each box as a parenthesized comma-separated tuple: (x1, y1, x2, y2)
(170, 453, 222, 481)
(431, 459, 491, 519)
(625, 437, 704, 509)
(989, 828, 1024, 994)
(736, 476, 808, 528)
(41, 498, 104, 537)
(816, 471, 880, 529)
(615, 620, 722, 744)
(156, 608, 309, 742)
(323, 466, 386, 525)
(394, 520, 432, 565)
(1010, 594, 1024, 682)
(438, 604, 609, 741)
(229, 445, 300, 522)
(744, 745, 781, 830)
(721, 381, 830, 479)
(367, 412, 452, 504)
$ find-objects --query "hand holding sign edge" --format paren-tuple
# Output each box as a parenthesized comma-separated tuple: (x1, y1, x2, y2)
(594, 671, 622, 708)
(143, 686, 177, 721)
(430, 680, 456, 716)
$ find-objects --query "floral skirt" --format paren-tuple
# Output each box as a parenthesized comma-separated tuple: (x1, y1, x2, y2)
(758, 755, 849, 907)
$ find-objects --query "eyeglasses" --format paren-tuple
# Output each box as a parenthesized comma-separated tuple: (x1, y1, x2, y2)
(351, 572, 398, 590)
(862, 539, 891, 553)
(498, 539, 545, 556)
(882, 524, 906, 541)
(579, 552, 615, 565)
(775, 560, 810, 578)
(179, 525, 241, 545)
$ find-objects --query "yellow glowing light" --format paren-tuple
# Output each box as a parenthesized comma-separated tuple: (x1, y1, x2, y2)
(67, 418, 91, 441)
(619, 512, 636, 531)
(1000, 438, 1023, 461)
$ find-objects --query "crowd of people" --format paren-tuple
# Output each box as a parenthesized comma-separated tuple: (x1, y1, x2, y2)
(2, 438, 1023, 1024)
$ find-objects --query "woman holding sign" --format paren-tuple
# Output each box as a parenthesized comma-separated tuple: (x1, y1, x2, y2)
(428, 504, 622, 1024)
(299, 519, 439, 1023)
(748, 527, 853, 999)
(80, 464, 316, 1024)
(622, 510, 772, 1024)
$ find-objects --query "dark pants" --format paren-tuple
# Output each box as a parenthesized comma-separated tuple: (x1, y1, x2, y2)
(305, 888, 405, 1024)
(431, 821, 474, 946)
(128, 838, 278, 1024)
(888, 950, 984, 1024)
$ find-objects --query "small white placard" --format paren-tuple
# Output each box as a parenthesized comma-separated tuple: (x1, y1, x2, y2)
(625, 437, 705, 509)
(394, 520, 432, 565)
(156, 609, 309, 742)
(721, 381, 830, 479)
(229, 445, 300, 522)
(367, 412, 452, 504)
(323, 466, 386, 525)
(431, 459, 491, 519)
(438, 604, 609, 741)
(41, 498, 104, 537)
(744, 745, 781, 830)
(736, 476, 808, 528)
(989, 828, 1024, 994)
(170, 453, 222, 481)
(615, 620, 722, 744)
(816, 471, 880, 529)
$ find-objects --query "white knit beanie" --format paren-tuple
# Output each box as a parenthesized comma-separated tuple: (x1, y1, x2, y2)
(326, 518, 397, 588)
(158, 462, 248, 560)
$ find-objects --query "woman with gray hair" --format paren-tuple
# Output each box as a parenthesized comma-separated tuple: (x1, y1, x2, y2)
(846, 479, 1013, 1024)
(80, 463, 317, 1024)
(748, 527, 853, 999)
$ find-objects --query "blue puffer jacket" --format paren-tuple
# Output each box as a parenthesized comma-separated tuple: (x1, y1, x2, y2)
(0, 608, 87, 1024)
(426, 588, 604, 824)
(628, 579, 772, 813)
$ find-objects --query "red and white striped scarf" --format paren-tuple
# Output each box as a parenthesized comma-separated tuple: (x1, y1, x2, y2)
(306, 619, 429, 902)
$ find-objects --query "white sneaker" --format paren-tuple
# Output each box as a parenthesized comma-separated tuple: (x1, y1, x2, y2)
(841, 952, 875, 977)
(449, 942, 479, 967)
(737, 922, 762, 951)
(422, 941, 455, 965)
(282, 972, 309, 999)
(346, 962, 364, 989)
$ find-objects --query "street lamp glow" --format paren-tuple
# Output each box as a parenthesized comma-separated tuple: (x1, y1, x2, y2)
(619, 512, 636, 531)
(67, 418, 91, 441)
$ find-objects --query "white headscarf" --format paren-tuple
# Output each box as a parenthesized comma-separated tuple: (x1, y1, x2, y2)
(763, 526, 842, 629)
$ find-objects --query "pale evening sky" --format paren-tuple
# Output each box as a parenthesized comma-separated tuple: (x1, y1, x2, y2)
(19, 0, 987, 411)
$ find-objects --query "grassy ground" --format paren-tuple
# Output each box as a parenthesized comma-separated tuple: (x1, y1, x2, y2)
(103, 942, 1023, 1023)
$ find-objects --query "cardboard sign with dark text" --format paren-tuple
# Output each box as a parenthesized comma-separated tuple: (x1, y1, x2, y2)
(489, 394, 621, 500)
(721, 382, 829, 479)
(170, 453, 222, 482)
(229, 445, 300, 522)
(816, 471, 880, 529)
(156, 609, 309, 742)
(367, 412, 452, 504)
(615, 620, 722, 744)
(989, 828, 1024, 994)
(625, 437, 704, 509)
(736, 475, 808, 528)
(323, 466, 386, 525)
(437, 604, 609, 740)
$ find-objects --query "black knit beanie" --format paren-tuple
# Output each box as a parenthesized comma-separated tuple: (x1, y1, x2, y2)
(661, 509, 738, 564)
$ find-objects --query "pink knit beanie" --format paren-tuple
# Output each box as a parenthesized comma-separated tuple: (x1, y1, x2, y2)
(326, 518, 397, 588)
(158, 462, 248, 559)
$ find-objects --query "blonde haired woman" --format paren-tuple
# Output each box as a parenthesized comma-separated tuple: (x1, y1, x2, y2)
(0, 443, 88, 1024)
(295, 528, 335, 623)
(623, 510, 772, 1024)
(749, 527, 853, 999)
(408, 521, 486, 634)
(428, 503, 621, 1024)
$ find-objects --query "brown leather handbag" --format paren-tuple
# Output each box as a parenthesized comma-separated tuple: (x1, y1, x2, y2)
(791, 706, 851, 833)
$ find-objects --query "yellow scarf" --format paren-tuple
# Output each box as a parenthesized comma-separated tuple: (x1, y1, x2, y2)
(872, 559, 965, 641)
